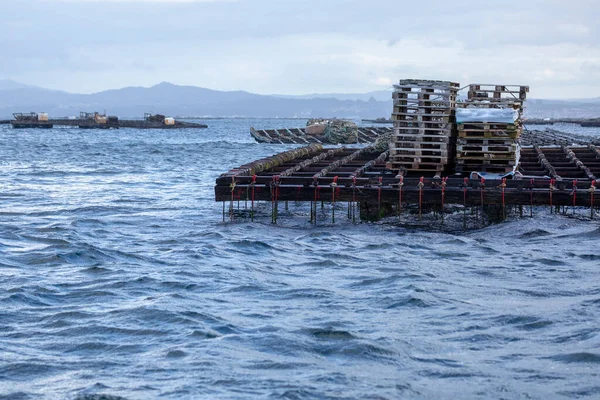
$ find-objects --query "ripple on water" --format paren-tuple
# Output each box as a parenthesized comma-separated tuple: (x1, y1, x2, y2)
(2, 122, 600, 398)
(545, 352, 600, 364)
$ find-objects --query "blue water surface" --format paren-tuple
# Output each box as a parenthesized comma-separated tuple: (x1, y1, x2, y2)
(0, 119, 600, 399)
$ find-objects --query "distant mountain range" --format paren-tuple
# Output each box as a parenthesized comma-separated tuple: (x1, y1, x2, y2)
(273, 90, 393, 102)
(0, 80, 598, 119)
(0, 80, 391, 119)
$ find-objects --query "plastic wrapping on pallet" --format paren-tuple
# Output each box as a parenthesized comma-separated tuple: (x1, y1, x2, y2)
(456, 108, 517, 124)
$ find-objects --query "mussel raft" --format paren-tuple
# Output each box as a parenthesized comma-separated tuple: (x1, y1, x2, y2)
(215, 133, 600, 223)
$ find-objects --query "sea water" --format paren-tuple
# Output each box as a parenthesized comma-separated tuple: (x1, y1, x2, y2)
(0, 119, 599, 399)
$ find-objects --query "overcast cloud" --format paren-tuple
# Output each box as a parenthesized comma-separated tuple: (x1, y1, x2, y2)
(1, 0, 598, 98)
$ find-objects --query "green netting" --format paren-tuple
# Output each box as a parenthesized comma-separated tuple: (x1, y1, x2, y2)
(372, 131, 393, 152)
(306, 119, 358, 144)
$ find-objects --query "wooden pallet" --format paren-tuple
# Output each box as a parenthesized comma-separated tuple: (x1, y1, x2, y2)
(393, 121, 453, 130)
(392, 149, 450, 158)
(457, 144, 517, 152)
(393, 134, 454, 144)
(393, 139, 450, 150)
(455, 164, 514, 174)
(389, 161, 446, 172)
(457, 154, 517, 162)
(396, 79, 460, 89)
(393, 102, 456, 110)
(458, 130, 520, 139)
(456, 154, 517, 166)
(392, 112, 455, 122)
(391, 154, 449, 164)
(457, 138, 516, 146)
(457, 101, 523, 109)
(458, 122, 518, 130)
(468, 84, 529, 100)
(390, 79, 460, 172)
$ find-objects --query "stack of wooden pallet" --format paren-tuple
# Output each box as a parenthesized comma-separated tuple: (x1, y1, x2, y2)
(465, 84, 528, 112)
(390, 79, 459, 174)
(455, 84, 529, 174)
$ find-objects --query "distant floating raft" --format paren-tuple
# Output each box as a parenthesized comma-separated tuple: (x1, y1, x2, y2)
(8, 118, 208, 129)
(250, 126, 393, 144)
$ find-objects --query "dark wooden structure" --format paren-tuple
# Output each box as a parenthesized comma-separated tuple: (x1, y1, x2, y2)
(250, 126, 392, 144)
(215, 131, 600, 222)
(362, 118, 393, 124)
(11, 112, 53, 129)
(526, 118, 600, 127)
(10, 112, 208, 129)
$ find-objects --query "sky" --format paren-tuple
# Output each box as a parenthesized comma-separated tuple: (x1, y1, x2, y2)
(1, 0, 599, 98)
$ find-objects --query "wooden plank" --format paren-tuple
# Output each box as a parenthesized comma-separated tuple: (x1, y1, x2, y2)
(458, 130, 519, 139)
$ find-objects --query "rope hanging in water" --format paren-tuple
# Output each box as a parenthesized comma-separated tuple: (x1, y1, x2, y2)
(313, 176, 319, 225)
(417, 177, 424, 220)
(397, 175, 404, 217)
(331, 176, 338, 224)
(480, 177, 485, 222)
(499, 178, 507, 220)
(572, 179, 578, 211)
(590, 181, 596, 219)
(271, 175, 280, 224)
(229, 176, 236, 222)
(377, 176, 383, 219)
(251, 174, 256, 222)
(530, 178, 534, 217)
(549, 178, 556, 213)
(441, 177, 447, 223)
(352, 176, 357, 223)
(463, 177, 468, 228)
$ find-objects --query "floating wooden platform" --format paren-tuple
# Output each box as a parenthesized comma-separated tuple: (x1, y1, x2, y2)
(215, 136, 600, 221)
(526, 118, 600, 127)
(9, 119, 208, 129)
(521, 129, 600, 147)
(250, 126, 393, 144)
(362, 119, 393, 124)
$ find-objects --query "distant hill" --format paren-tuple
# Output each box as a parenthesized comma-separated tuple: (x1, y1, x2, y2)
(0, 81, 599, 119)
(0, 81, 391, 119)
(524, 98, 600, 119)
(273, 90, 393, 102)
